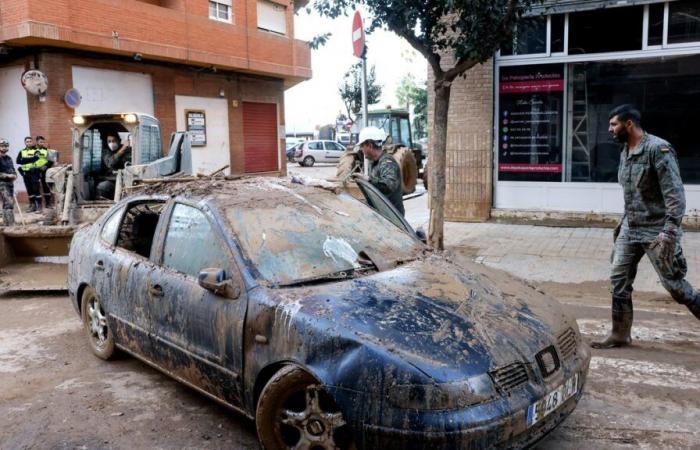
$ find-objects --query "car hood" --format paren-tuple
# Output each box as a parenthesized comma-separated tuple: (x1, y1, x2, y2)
(280, 254, 572, 382)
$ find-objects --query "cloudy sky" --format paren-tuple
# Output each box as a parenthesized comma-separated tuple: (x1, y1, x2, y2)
(284, 7, 427, 134)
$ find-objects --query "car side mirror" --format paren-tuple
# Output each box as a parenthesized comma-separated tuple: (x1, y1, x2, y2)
(198, 268, 241, 299)
(415, 227, 427, 244)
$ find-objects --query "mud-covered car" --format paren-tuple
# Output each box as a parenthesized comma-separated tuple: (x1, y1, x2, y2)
(68, 177, 590, 450)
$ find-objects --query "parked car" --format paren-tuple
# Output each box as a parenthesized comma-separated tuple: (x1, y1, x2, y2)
(295, 139, 347, 167)
(68, 177, 590, 450)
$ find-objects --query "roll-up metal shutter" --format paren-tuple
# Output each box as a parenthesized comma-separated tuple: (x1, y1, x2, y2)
(243, 102, 279, 173)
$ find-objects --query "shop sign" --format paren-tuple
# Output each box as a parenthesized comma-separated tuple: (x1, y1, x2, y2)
(498, 64, 565, 182)
(186, 110, 207, 147)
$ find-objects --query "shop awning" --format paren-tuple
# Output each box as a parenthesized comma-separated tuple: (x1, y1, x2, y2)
(526, 0, 660, 16)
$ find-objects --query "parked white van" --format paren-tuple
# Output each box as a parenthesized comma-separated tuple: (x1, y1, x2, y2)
(295, 140, 347, 167)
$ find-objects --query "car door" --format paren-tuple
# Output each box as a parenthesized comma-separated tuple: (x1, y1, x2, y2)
(146, 201, 247, 408)
(306, 140, 324, 161)
(324, 141, 343, 162)
(102, 200, 167, 358)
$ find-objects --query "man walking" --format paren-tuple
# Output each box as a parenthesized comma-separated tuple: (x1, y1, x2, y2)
(0, 139, 17, 226)
(16, 136, 41, 212)
(593, 105, 700, 349)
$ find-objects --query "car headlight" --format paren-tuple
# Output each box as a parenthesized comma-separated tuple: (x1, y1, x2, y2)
(387, 374, 497, 410)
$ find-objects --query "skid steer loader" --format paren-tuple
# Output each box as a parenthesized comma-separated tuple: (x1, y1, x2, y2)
(0, 113, 194, 294)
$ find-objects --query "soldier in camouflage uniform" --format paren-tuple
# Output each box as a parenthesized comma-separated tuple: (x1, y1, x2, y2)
(593, 105, 700, 349)
(356, 127, 405, 216)
(0, 138, 17, 226)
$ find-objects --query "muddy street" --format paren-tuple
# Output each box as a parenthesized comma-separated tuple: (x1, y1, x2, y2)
(1, 279, 699, 449)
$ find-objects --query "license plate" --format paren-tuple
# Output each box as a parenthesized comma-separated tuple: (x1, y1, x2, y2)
(526, 373, 579, 428)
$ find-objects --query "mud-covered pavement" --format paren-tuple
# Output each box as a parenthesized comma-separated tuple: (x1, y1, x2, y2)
(2, 284, 699, 449)
(2, 165, 699, 449)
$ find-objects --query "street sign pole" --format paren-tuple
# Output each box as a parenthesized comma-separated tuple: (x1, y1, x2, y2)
(352, 10, 371, 175)
(361, 53, 368, 129)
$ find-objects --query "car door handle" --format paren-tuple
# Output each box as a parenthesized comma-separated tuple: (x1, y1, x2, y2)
(148, 285, 164, 298)
(94, 260, 105, 271)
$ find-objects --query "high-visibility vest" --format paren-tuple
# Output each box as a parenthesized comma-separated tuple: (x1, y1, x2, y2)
(19, 148, 37, 171)
(33, 147, 49, 169)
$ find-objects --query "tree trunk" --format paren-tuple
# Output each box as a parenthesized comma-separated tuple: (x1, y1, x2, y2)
(428, 80, 451, 250)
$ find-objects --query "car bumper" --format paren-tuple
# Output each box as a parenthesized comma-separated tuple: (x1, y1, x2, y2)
(329, 348, 590, 450)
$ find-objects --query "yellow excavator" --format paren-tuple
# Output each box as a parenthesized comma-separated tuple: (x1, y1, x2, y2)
(0, 113, 194, 294)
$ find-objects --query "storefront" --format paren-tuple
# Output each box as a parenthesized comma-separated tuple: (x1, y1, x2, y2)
(492, 0, 700, 217)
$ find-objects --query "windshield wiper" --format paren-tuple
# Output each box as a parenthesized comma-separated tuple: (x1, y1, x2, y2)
(276, 264, 376, 288)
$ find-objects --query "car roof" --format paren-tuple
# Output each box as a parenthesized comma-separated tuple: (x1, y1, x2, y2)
(128, 177, 343, 210)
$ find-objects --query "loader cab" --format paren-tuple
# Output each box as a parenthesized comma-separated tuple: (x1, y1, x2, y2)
(72, 113, 162, 202)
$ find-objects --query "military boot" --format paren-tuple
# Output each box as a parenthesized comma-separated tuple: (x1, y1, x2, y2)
(44, 194, 53, 209)
(2, 209, 14, 226)
(591, 296, 633, 349)
(33, 198, 42, 212)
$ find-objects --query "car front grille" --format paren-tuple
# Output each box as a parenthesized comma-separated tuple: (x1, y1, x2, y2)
(490, 362, 529, 394)
(557, 327, 578, 361)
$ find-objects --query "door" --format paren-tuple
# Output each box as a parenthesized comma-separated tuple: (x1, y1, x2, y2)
(306, 140, 324, 162)
(324, 141, 344, 162)
(147, 202, 247, 407)
(94, 201, 166, 358)
(243, 102, 278, 173)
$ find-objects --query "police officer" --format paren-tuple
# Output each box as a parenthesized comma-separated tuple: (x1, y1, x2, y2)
(593, 105, 700, 349)
(16, 136, 41, 212)
(355, 127, 404, 216)
(0, 139, 17, 226)
(35, 135, 53, 208)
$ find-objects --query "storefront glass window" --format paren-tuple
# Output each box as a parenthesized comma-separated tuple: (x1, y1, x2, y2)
(669, 0, 700, 44)
(551, 14, 565, 53)
(569, 7, 643, 54)
(566, 55, 700, 184)
(501, 17, 547, 56)
(648, 3, 665, 46)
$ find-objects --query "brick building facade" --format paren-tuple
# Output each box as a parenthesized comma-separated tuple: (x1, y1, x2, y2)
(0, 0, 311, 198)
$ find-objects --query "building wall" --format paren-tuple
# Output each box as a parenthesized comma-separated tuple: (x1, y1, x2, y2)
(0, 0, 311, 84)
(13, 50, 285, 178)
(428, 60, 495, 222)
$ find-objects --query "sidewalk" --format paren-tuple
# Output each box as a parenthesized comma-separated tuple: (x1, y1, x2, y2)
(404, 194, 700, 295)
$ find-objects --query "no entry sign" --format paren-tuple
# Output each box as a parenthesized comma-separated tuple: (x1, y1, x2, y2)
(352, 11, 365, 58)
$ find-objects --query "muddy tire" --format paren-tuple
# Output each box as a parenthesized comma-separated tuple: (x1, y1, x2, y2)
(302, 156, 315, 167)
(335, 152, 359, 181)
(81, 286, 115, 360)
(256, 365, 354, 450)
(392, 147, 418, 194)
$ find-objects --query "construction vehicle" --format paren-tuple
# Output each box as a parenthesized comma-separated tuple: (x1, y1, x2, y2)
(0, 113, 194, 294)
(336, 108, 423, 194)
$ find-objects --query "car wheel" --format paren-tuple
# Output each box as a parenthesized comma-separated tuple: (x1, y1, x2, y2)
(303, 156, 315, 167)
(392, 146, 418, 194)
(256, 365, 354, 450)
(81, 286, 116, 360)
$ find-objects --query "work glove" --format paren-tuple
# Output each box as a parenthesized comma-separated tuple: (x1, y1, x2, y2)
(650, 230, 676, 267)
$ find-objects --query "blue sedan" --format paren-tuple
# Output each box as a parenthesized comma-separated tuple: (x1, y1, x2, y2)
(67, 177, 590, 449)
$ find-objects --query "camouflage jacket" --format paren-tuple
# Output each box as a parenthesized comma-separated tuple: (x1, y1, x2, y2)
(370, 151, 404, 216)
(618, 133, 685, 242)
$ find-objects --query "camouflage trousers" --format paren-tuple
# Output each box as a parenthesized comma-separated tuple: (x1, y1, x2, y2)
(611, 235, 696, 305)
(0, 181, 13, 210)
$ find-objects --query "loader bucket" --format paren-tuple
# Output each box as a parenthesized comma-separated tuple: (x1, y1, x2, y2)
(0, 226, 74, 295)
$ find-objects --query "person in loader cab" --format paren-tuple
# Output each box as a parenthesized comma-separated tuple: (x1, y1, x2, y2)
(97, 132, 132, 200)
(354, 126, 405, 216)
(0, 139, 17, 226)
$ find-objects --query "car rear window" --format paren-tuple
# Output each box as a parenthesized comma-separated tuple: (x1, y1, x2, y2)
(223, 185, 422, 286)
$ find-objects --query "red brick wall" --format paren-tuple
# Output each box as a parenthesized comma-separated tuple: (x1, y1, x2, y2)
(0, 0, 310, 83)
(19, 50, 285, 177)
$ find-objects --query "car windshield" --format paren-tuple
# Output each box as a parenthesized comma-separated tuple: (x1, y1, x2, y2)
(223, 183, 423, 286)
